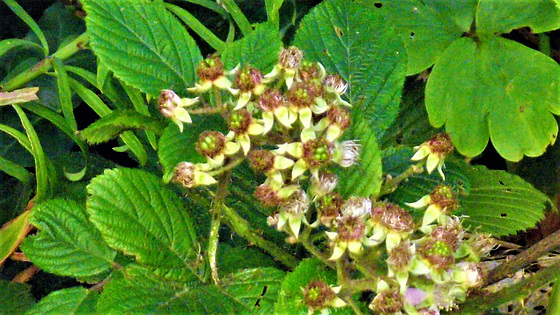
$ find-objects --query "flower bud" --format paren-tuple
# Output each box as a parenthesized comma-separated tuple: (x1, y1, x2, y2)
(411, 133, 454, 179)
(335, 140, 360, 167)
(430, 185, 459, 213)
(302, 138, 334, 167)
(316, 193, 344, 227)
(258, 88, 285, 112)
(418, 238, 455, 270)
(303, 280, 347, 311)
(324, 74, 348, 95)
(197, 55, 225, 82)
(247, 149, 276, 173)
(388, 241, 413, 272)
(255, 184, 283, 207)
(310, 172, 338, 197)
(341, 197, 372, 218)
(172, 162, 217, 188)
(196, 131, 226, 159)
(227, 109, 253, 134)
(369, 290, 404, 315)
(336, 215, 366, 243)
(371, 203, 415, 234)
(279, 46, 303, 70)
(235, 65, 263, 92)
(297, 60, 326, 82)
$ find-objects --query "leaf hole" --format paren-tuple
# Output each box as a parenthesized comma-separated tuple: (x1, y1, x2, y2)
(498, 180, 505, 186)
(410, 32, 415, 39)
(374, 2, 383, 8)
(533, 305, 545, 311)
(505, 188, 512, 192)
(519, 106, 525, 112)
(500, 213, 507, 218)
(254, 285, 268, 307)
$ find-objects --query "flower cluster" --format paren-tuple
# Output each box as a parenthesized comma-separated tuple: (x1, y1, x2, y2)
(161, 47, 358, 238)
(159, 47, 493, 315)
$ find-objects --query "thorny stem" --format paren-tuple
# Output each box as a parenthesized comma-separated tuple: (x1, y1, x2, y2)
(188, 106, 225, 115)
(219, 202, 298, 268)
(207, 171, 232, 285)
(454, 259, 560, 314)
(208, 157, 244, 177)
(1, 33, 90, 92)
(379, 164, 424, 196)
(483, 228, 560, 287)
(299, 227, 335, 269)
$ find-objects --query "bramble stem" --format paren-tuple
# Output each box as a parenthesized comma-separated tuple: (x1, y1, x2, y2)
(483, 228, 560, 287)
(379, 164, 424, 196)
(299, 227, 335, 269)
(1, 33, 90, 92)
(207, 171, 231, 285)
(454, 259, 560, 314)
(220, 202, 298, 268)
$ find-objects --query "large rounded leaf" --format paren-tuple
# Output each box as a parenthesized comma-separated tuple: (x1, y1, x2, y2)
(476, 0, 560, 34)
(379, 0, 477, 75)
(426, 36, 560, 161)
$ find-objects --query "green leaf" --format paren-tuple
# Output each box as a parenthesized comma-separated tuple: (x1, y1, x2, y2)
(0, 155, 32, 184)
(425, 36, 560, 161)
(219, 0, 253, 37)
(165, 3, 226, 52)
(222, 23, 282, 73)
(476, 0, 560, 34)
(97, 265, 246, 313)
(222, 268, 285, 314)
(275, 258, 352, 314)
(25, 287, 98, 315)
(158, 115, 224, 182)
(217, 243, 277, 274)
(0, 211, 31, 265)
(13, 105, 54, 202)
(87, 168, 200, 281)
(337, 119, 382, 198)
(0, 280, 35, 314)
(53, 58, 76, 131)
(379, 0, 477, 75)
(265, 0, 285, 29)
(381, 80, 436, 148)
(460, 166, 549, 237)
(79, 110, 165, 145)
(69, 77, 148, 165)
(0, 39, 44, 58)
(20, 199, 116, 281)
(3, 0, 49, 56)
(293, 0, 407, 140)
(82, 0, 202, 96)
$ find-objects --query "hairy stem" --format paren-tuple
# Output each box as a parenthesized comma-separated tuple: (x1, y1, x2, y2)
(1, 33, 90, 92)
(220, 203, 298, 268)
(483, 228, 560, 287)
(299, 227, 335, 269)
(454, 259, 560, 314)
(379, 164, 424, 196)
(207, 171, 231, 285)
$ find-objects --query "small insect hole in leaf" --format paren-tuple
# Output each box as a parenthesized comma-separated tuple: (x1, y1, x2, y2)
(410, 32, 415, 39)
(500, 213, 507, 218)
(374, 2, 383, 8)
(498, 180, 505, 185)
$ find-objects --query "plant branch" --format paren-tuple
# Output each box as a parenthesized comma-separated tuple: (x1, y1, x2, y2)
(220, 202, 298, 268)
(1, 33, 90, 92)
(299, 227, 335, 269)
(483, 228, 560, 287)
(379, 164, 424, 196)
(207, 171, 231, 285)
(454, 259, 560, 314)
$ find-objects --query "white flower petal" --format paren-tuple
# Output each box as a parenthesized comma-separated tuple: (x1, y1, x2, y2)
(234, 92, 252, 110)
(299, 107, 313, 128)
(248, 123, 264, 135)
(291, 159, 308, 180)
(328, 243, 347, 260)
(213, 76, 232, 89)
(426, 153, 440, 174)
